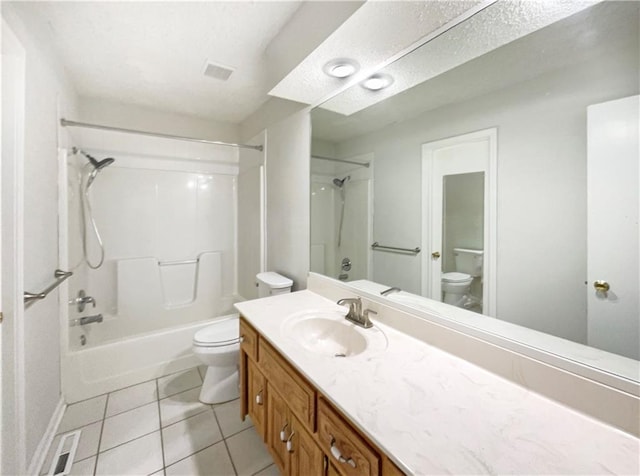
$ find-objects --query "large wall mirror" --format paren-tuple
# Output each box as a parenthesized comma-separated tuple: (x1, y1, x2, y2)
(310, 1, 639, 384)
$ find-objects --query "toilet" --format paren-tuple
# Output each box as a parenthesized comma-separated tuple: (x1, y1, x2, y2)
(441, 248, 483, 308)
(192, 271, 292, 404)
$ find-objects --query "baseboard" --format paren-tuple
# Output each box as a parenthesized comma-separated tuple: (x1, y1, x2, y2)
(28, 397, 66, 476)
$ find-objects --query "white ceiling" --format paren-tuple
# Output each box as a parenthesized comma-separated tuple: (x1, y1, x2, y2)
(311, 0, 639, 143)
(319, 0, 599, 116)
(268, 0, 485, 107)
(17, 1, 303, 123)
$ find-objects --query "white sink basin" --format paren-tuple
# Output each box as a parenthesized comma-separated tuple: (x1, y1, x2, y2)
(281, 309, 387, 358)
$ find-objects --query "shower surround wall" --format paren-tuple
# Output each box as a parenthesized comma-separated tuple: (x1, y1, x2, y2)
(310, 154, 372, 281)
(62, 129, 239, 400)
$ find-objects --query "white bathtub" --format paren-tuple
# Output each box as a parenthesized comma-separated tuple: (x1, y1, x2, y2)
(62, 314, 238, 403)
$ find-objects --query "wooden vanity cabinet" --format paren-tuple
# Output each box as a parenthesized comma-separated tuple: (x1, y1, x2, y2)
(247, 358, 266, 439)
(317, 397, 379, 476)
(266, 382, 325, 476)
(239, 316, 405, 476)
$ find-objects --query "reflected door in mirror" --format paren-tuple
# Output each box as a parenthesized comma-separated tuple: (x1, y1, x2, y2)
(422, 129, 496, 315)
(587, 95, 639, 360)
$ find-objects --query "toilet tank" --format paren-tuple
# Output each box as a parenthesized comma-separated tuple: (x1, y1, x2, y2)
(453, 248, 484, 277)
(256, 272, 293, 298)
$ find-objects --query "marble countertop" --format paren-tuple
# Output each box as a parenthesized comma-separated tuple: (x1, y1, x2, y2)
(235, 290, 639, 475)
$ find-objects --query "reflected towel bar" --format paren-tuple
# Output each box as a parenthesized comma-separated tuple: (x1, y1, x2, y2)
(158, 258, 198, 266)
(371, 242, 421, 255)
(24, 269, 73, 309)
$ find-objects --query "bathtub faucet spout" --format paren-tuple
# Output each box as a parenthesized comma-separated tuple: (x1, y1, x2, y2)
(71, 314, 103, 327)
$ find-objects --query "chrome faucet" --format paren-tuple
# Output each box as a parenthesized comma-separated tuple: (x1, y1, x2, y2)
(380, 287, 401, 296)
(336, 297, 376, 329)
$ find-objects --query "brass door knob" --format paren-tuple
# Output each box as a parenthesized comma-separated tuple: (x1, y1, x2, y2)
(593, 280, 610, 292)
(431, 251, 441, 259)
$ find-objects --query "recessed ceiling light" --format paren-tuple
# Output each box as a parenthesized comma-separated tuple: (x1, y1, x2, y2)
(361, 73, 394, 91)
(323, 59, 359, 79)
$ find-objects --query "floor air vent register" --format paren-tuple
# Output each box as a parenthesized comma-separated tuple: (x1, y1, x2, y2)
(47, 430, 81, 475)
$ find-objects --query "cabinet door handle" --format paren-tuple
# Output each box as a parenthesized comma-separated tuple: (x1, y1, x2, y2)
(279, 422, 289, 442)
(240, 335, 245, 343)
(255, 390, 263, 405)
(329, 435, 356, 468)
(286, 430, 295, 453)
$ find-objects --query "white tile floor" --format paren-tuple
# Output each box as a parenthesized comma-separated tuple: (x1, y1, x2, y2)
(42, 367, 276, 476)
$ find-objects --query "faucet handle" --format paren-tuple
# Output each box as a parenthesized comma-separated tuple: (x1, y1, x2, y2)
(362, 309, 377, 328)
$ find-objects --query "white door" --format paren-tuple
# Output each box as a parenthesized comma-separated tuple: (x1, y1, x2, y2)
(1, 19, 27, 475)
(422, 129, 497, 315)
(587, 95, 639, 360)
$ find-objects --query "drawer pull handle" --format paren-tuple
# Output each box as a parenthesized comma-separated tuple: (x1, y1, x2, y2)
(280, 422, 289, 442)
(286, 431, 295, 453)
(330, 436, 356, 468)
(255, 390, 263, 405)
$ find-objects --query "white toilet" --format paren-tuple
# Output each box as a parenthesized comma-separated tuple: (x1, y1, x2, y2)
(441, 248, 483, 308)
(192, 271, 292, 404)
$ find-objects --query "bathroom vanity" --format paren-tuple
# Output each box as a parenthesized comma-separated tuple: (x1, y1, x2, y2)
(236, 290, 639, 475)
(239, 315, 403, 476)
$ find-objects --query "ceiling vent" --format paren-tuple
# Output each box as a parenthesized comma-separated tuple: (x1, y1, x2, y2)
(203, 61, 235, 81)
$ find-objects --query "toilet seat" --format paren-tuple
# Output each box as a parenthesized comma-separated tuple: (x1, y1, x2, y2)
(193, 317, 240, 348)
(441, 272, 472, 283)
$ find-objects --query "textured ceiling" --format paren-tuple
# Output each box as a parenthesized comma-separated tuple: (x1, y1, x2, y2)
(269, 0, 484, 106)
(319, 0, 599, 116)
(17, 1, 302, 123)
(311, 1, 639, 143)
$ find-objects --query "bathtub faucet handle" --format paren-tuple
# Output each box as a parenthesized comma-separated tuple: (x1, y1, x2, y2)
(70, 289, 96, 312)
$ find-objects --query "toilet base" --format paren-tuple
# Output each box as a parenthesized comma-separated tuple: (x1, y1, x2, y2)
(443, 292, 468, 308)
(199, 365, 239, 404)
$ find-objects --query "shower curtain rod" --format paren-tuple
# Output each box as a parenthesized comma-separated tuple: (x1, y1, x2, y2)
(60, 118, 263, 152)
(311, 154, 370, 168)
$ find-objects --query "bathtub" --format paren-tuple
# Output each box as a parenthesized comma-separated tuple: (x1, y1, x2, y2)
(62, 313, 238, 403)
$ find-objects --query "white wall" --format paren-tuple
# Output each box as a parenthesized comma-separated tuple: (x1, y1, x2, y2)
(238, 131, 266, 299)
(240, 97, 307, 143)
(335, 49, 638, 343)
(79, 97, 239, 143)
(265, 110, 311, 290)
(2, 4, 79, 470)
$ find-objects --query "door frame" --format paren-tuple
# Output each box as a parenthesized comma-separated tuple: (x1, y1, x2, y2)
(1, 18, 27, 475)
(421, 128, 497, 316)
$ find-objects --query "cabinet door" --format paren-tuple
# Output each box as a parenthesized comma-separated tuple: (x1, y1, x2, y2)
(290, 415, 324, 476)
(239, 350, 248, 419)
(328, 462, 341, 476)
(266, 383, 290, 475)
(318, 398, 379, 476)
(247, 358, 266, 439)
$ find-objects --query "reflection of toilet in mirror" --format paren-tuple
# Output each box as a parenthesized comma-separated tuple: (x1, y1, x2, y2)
(441, 248, 483, 310)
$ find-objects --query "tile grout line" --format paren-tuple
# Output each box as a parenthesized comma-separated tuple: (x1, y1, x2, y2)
(97, 429, 161, 455)
(162, 408, 224, 471)
(212, 405, 239, 476)
(66, 366, 201, 407)
(93, 392, 109, 476)
(156, 378, 167, 474)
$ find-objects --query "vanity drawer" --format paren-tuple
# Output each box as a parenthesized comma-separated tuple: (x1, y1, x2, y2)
(318, 398, 379, 476)
(239, 317, 258, 361)
(259, 339, 316, 431)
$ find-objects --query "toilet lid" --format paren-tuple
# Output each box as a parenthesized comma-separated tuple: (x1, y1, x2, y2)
(193, 317, 240, 347)
(442, 272, 472, 283)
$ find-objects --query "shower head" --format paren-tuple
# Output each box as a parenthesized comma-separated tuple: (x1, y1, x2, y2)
(93, 157, 115, 170)
(78, 149, 115, 188)
(333, 176, 350, 188)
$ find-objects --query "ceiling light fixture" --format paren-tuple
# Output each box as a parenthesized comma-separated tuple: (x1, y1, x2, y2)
(323, 59, 359, 79)
(361, 73, 394, 91)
